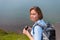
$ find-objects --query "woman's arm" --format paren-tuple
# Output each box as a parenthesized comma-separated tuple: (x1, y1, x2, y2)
(23, 28, 34, 40)
(34, 25, 43, 40)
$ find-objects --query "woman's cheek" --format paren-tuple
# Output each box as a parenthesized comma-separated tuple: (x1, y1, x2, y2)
(33, 15, 38, 19)
(33, 15, 36, 18)
(30, 15, 38, 20)
(30, 15, 33, 20)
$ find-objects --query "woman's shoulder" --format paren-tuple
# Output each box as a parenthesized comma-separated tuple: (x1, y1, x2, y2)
(34, 25, 43, 31)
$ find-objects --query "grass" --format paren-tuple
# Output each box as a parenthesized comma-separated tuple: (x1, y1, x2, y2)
(0, 29, 29, 40)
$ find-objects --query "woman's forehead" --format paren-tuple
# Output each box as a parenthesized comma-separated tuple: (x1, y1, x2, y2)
(30, 10, 37, 13)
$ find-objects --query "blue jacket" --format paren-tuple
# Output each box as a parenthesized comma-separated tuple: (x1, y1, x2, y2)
(31, 19, 47, 40)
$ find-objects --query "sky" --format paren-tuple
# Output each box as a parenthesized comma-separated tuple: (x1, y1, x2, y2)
(0, 0, 60, 33)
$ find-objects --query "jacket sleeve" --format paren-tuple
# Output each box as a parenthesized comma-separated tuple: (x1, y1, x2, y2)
(33, 25, 43, 40)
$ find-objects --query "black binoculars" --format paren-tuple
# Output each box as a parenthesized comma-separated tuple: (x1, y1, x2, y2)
(25, 26, 28, 30)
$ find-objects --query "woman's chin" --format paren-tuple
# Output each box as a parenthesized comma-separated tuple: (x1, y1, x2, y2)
(31, 19, 36, 22)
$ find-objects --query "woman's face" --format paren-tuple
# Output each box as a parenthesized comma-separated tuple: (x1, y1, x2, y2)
(30, 9, 39, 22)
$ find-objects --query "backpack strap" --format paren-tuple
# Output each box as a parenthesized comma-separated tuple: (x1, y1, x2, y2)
(32, 23, 43, 40)
(32, 23, 44, 34)
(33, 24, 49, 40)
(34, 23, 44, 29)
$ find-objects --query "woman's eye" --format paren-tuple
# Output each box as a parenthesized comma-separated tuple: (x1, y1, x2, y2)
(30, 13, 37, 15)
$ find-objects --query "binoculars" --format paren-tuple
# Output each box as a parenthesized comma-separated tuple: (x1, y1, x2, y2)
(25, 25, 28, 30)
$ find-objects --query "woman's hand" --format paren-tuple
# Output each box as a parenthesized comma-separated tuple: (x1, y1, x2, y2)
(23, 26, 32, 35)
(23, 28, 29, 35)
(23, 26, 34, 40)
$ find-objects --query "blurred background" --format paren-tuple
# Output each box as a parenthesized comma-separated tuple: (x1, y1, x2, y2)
(0, 0, 60, 34)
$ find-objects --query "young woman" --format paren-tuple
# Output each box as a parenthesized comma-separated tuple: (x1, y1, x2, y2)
(23, 6, 47, 40)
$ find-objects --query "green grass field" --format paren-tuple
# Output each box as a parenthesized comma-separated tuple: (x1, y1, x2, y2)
(0, 29, 29, 40)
